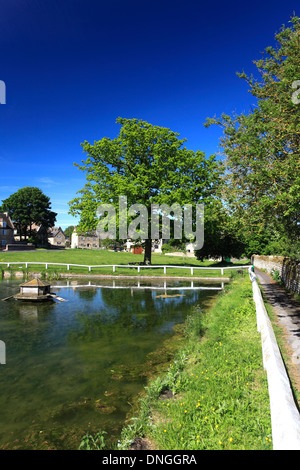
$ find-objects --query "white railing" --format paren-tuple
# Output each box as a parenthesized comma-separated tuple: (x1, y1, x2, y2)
(53, 279, 225, 291)
(249, 267, 300, 450)
(0, 261, 252, 276)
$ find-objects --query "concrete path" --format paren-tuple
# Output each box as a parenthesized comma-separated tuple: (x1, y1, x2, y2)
(255, 267, 300, 389)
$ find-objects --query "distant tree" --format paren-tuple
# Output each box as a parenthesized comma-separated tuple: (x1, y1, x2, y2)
(69, 117, 220, 264)
(1, 187, 57, 240)
(64, 225, 75, 238)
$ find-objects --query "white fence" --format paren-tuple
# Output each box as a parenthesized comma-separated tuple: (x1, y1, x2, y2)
(53, 280, 225, 291)
(0, 261, 252, 276)
(249, 267, 300, 450)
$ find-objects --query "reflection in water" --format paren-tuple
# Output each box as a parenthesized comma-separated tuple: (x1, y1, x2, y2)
(52, 279, 225, 291)
(18, 303, 39, 322)
(0, 278, 223, 450)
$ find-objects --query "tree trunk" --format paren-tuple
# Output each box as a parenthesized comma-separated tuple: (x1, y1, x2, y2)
(143, 238, 152, 265)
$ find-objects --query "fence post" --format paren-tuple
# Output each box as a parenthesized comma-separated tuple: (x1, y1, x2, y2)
(221, 268, 224, 275)
(191, 267, 193, 275)
(113, 265, 116, 273)
(45, 263, 48, 270)
(67, 265, 70, 271)
(164, 266, 166, 274)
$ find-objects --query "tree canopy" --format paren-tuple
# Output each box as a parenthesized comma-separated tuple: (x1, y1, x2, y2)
(1, 187, 57, 240)
(205, 16, 300, 256)
(69, 117, 221, 264)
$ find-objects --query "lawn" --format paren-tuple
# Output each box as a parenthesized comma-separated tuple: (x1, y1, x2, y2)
(0, 249, 251, 278)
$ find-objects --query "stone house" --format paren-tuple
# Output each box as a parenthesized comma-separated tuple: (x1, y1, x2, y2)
(48, 227, 66, 247)
(0, 212, 15, 249)
(71, 228, 99, 249)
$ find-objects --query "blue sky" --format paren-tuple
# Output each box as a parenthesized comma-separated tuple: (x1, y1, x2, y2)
(0, 0, 298, 229)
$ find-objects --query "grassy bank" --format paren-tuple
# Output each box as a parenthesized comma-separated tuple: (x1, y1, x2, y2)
(0, 249, 250, 278)
(115, 274, 272, 450)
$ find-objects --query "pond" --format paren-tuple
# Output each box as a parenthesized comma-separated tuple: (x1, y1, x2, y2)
(0, 278, 223, 450)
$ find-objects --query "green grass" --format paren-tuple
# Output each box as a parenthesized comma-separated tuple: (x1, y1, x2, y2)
(117, 275, 272, 450)
(0, 249, 250, 278)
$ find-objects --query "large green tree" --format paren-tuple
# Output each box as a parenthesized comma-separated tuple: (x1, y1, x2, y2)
(195, 201, 246, 261)
(205, 16, 300, 254)
(1, 187, 57, 240)
(69, 117, 221, 264)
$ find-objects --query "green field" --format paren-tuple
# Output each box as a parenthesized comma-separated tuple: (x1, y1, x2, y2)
(0, 249, 251, 278)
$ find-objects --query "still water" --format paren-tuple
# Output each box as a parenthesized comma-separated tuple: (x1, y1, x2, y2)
(0, 278, 222, 449)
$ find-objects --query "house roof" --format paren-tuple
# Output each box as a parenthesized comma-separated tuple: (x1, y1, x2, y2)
(0, 212, 15, 230)
(19, 278, 51, 287)
(73, 226, 98, 236)
(49, 226, 65, 237)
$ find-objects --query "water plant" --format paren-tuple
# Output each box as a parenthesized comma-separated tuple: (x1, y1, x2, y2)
(79, 430, 107, 450)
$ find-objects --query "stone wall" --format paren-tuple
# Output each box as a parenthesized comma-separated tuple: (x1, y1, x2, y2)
(252, 255, 300, 295)
(281, 258, 300, 295)
(5, 244, 35, 251)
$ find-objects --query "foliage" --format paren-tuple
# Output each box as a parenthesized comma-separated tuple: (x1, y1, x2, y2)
(205, 16, 300, 256)
(118, 276, 272, 450)
(1, 187, 57, 240)
(63, 225, 74, 238)
(195, 201, 246, 261)
(270, 269, 282, 283)
(79, 430, 107, 450)
(161, 239, 186, 254)
(69, 117, 221, 264)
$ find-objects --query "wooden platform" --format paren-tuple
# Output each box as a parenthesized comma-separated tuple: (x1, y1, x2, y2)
(13, 293, 54, 302)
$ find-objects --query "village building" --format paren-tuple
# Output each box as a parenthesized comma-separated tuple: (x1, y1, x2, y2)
(71, 228, 99, 249)
(48, 227, 66, 247)
(0, 212, 15, 250)
(70, 227, 196, 256)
